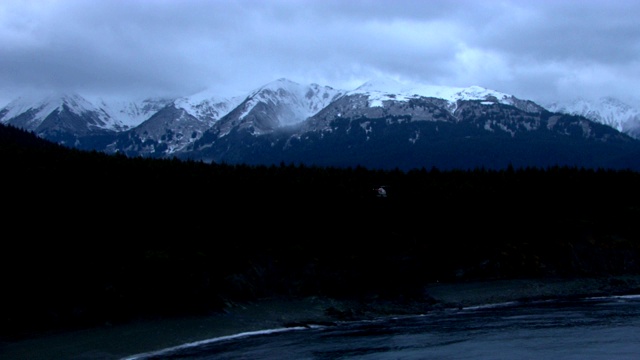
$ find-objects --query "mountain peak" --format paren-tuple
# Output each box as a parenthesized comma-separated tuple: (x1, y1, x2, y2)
(253, 78, 303, 94)
(349, 78, 513, 107)
(1, 92, 95, 123)
(545, 96, 640, 136)
(211, 79, 346, 135)
(355, 77, 408, 93)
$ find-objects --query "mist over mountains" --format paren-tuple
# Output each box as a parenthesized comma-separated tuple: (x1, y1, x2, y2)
(2, 78, 640, 171)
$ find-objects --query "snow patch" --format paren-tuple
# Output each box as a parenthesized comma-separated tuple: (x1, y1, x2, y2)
(546, 96, 640, 135)
(237, 78, 344, 126)
(350, 77, 513, 108)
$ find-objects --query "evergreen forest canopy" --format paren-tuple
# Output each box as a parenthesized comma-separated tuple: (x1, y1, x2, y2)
(1, 123, 640, 339)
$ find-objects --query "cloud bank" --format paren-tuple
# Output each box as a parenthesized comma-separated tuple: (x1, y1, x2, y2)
(1, 0, 639, 107)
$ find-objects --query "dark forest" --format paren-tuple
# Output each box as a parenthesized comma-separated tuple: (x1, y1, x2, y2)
(1, 123, 639, 339)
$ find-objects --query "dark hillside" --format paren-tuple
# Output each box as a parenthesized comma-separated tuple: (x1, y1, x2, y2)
(1, 123, 639, 339)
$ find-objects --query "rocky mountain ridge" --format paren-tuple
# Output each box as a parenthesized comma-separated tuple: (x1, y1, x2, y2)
(2, 78, 640, 171)
(546, 96, 640, 139)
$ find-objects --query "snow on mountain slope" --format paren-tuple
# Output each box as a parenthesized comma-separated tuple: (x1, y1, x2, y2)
(209, 78, 346, 137)
(239, 78, 345, 126)
(95, 97, 175, 130)
(545, 97, 640, 138)
(1, 94, 60, 123)
(350, 77, 517, 108)
(7, 78, 636, 145)
(1, 92, 113, 130)
(547, 97, 640, 131)
(173, 89, 245, 125)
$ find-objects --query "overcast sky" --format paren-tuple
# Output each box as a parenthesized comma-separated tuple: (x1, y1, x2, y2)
(1, 0, 639, 108)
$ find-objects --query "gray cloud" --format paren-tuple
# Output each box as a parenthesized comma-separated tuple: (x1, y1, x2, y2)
(1, 0, 639, 108)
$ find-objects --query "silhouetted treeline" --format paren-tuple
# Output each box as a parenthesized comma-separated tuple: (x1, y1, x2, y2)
(1, 123, 640, 339)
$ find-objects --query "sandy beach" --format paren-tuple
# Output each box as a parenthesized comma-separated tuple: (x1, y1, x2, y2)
(2, 275, 639, 360)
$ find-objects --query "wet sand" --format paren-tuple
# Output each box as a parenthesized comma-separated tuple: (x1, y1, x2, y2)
(2, 276, 639, 360)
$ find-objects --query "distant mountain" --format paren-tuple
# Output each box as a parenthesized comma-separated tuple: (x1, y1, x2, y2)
(209, 78, 345, 137)
(0, 93, 117, 146)
(95, 97, 175, 130)
(347, 77, 546, 113)
(0, 90, 244, 154)
(0, 93, 177, 149)
(546, 97, 640, 139)
(2, 78, 640, 171)
(173, 90, 245, 126)
(185, 78, 640, 171)
(103, 91, 244, 157)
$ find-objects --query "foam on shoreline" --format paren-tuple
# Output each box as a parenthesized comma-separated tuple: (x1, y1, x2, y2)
(3, 276, 639, 360)
(121, 326, 313, 360)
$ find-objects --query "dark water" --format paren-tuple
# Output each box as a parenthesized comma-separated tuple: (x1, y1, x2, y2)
(126, 295, 640, 360)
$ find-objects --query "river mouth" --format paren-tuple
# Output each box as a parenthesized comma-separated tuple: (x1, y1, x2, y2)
(2, 276, 639, 360)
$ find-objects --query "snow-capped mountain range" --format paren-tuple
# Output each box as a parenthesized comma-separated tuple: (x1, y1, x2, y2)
(546, 97, 640, 139)
(0, 80, 493, 128)
(95, 97, 175, 130)
(351, 78, 517, 109)
(210, 79, 345, 138)
(3, 78, 638, 138)
(2, 77, 640, 171)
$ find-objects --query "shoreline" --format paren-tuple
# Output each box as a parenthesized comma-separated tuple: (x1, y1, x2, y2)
(2, 275, 640, 360)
